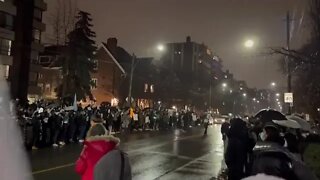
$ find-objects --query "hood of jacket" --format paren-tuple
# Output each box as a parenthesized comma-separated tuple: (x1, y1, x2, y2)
(84, 135, 120, 154)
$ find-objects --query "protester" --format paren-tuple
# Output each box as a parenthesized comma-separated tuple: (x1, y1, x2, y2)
(203, 114, 209, 135)
(15, 100, 203, 150)
(250, 123, 318, 180)
(75, 115, 120, 180)
(225, 118, 252, 180)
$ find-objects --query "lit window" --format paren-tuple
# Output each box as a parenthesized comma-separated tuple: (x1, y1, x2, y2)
(7, 40, 11, 55)
(4, 65, 9, 79)
(33, 29, 41, 43)
(0, 39, 12, 56)
(150, 84, 154, 93)
(91, 78, 97, 89)
(144, 83, 148, 93)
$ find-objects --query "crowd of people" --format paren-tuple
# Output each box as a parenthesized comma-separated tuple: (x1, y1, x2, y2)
(14, 100, 203, 150)
(220, 116, 320, 180)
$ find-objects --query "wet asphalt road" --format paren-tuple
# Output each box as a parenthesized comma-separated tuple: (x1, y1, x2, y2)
(30, 125, 224, 180)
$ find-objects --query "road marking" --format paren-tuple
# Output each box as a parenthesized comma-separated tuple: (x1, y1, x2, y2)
(153, 151, 212, 180)
(141, 151, 194, 160)
(32, 133, 205, 175)
(32, 163, 75, 175)
(127, 134, 202, 154)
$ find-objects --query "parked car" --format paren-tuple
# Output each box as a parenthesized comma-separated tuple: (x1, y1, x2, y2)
(214, 116, 227, 124)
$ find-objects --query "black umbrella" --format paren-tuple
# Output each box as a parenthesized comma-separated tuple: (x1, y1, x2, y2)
(254, 109, 287, 124)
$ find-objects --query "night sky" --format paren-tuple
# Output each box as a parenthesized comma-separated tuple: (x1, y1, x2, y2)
(43, 0, 309, 89)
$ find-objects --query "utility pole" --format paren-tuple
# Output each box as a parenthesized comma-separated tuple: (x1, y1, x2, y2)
(286, 11, 293, 114)
(209, 72, 212, 110)
(128, 54, 135, 107)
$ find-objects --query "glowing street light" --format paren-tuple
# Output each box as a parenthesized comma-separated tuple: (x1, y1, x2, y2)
(243, 93, 247, 97)
(244, 39, 254, 48)
(157, 44, 165, 52)
(271, 82, 276, 87)
(276, 93, 280, 97)
(222, 83, 227, 88)
(253, 98, 256, 101)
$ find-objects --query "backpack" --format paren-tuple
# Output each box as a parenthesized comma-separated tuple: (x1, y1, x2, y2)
(94, 149, 132, 180)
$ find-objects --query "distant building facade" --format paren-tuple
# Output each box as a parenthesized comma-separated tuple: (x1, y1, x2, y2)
(0, 0, 16, 80)
(2, 0, 47, 102)
(160, 36, 224, 109)
(37, 45, 65, 100)
(91, 42, 126, 105)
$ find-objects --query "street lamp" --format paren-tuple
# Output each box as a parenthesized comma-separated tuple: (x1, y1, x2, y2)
(244, 40, 254, 48)
(253, 98, 256, 101)
(276, 93, 280, 97)
(243, 93, 247, 97)
(157, 44, 165, 52)
(222, 83, 227, 88)
(271, 82, 276, 87)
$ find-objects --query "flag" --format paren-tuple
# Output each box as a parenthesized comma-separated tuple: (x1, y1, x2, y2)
(73, 94, 78, 111)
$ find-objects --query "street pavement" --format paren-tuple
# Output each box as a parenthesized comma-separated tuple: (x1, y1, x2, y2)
(30, 125, 224, 180)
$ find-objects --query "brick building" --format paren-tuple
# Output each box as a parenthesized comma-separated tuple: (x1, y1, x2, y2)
(91, 42, 126, 105)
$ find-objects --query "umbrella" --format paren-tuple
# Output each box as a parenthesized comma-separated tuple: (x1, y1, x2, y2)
(286, 115, 311, 132)
(254, 109, 287, 124)
(272, 119, 301, 129)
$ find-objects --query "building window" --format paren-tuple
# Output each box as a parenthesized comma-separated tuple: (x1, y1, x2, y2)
(39, 56, 50, 64)
(37, 73, 43, 79)
(150, 84, 154, 93)
(38, 83, 44, 91)
(33, 29, 41, 43)
(4, 65, 9, 79)
(144, 83, 148, 93)
(93, 59, 98, 71)
(34, 8, 42, 21)
(91, 78, 97, 89)
(0, 38, 12, 56)
(0, 11, 14, 30)
(45, 83, 50, 93)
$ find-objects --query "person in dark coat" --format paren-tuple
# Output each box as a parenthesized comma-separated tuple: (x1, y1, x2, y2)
(225, 118, 251, 180)
(250, 124, 318, 180)
(77, 110, 88, 142)
(49, 111, 63, 147)
(31, 111, 42, 150)
(221, 120, 230, 141)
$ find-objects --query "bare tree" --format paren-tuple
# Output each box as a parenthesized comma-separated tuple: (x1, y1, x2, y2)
(47, 0, 78, 45)
(271, 0, 320, 118)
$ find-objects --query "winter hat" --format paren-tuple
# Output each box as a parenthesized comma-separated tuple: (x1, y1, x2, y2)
(87, 123, 107, 137)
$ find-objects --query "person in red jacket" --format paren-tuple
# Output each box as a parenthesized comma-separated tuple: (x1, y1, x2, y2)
(75, 115, 120, 180)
